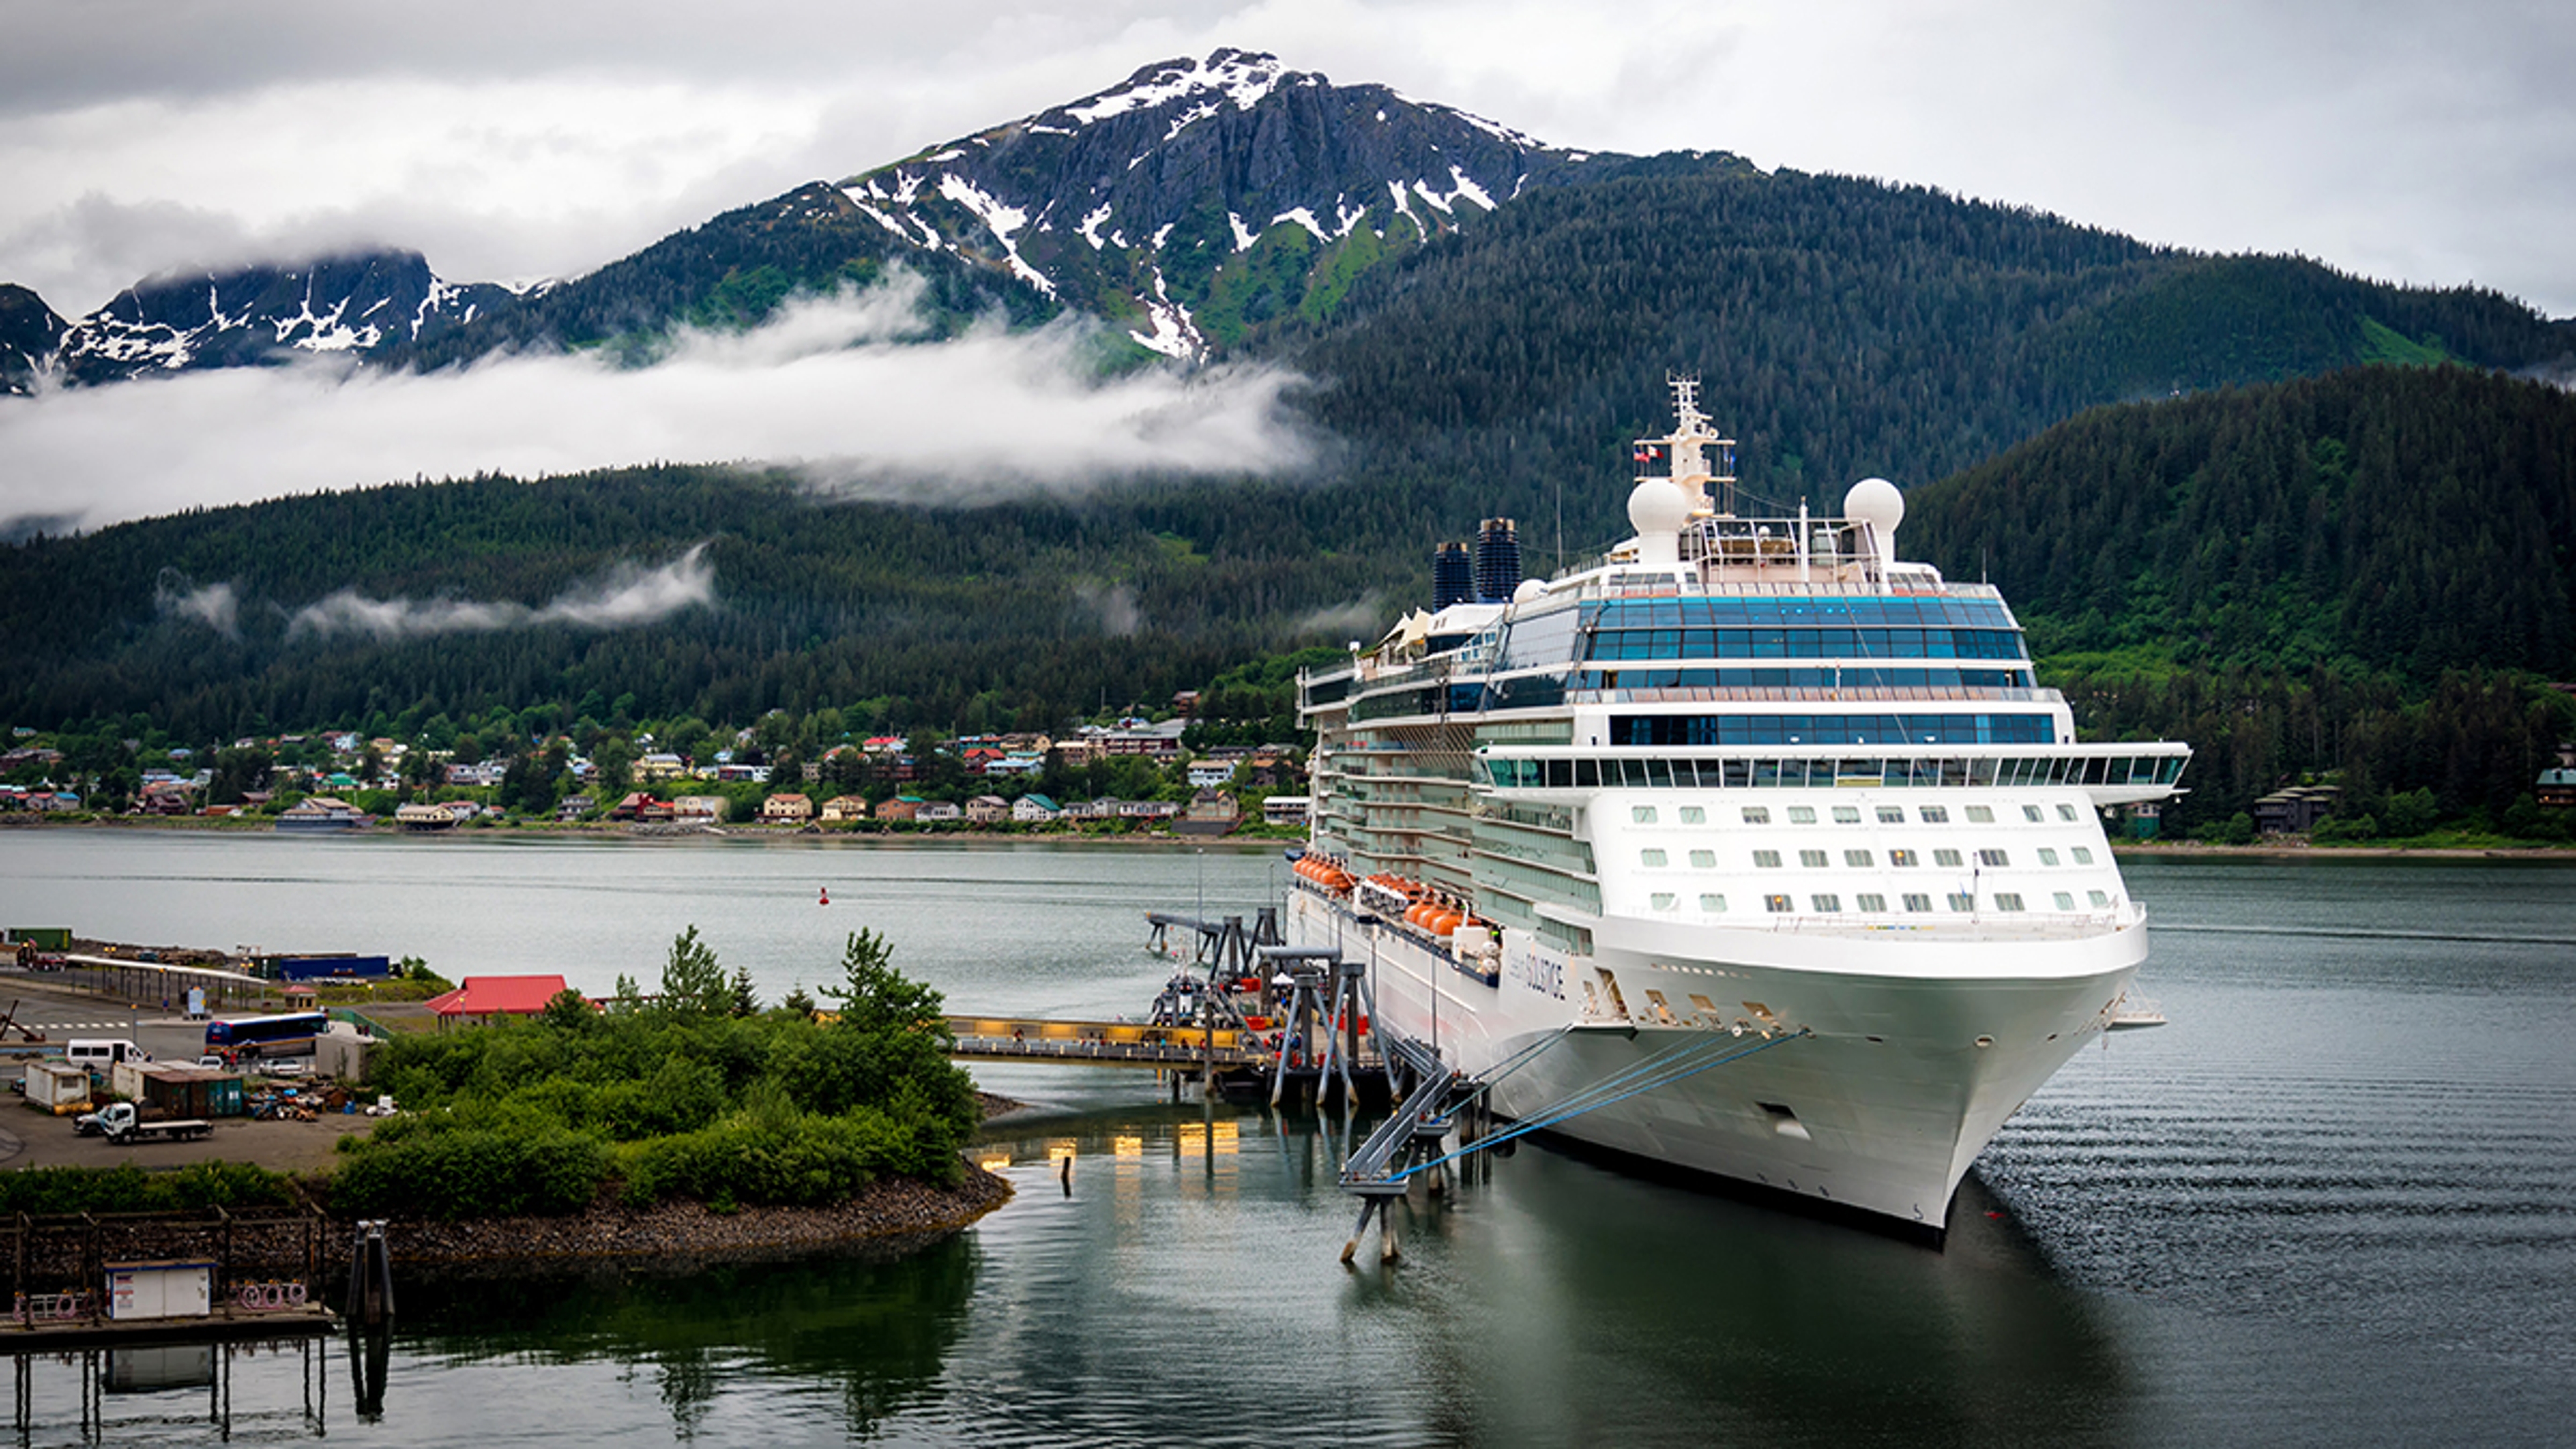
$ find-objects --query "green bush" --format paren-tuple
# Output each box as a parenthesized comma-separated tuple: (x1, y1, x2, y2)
(340, 924, 979, 1218)
(331, 1127, 608, 1219)
(0, 1161, 296, 1216)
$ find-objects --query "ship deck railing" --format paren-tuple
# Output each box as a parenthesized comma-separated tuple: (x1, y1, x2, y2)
(1568, 685, 2055, 705)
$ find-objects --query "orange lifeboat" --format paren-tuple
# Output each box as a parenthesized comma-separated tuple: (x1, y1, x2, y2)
(1430, 903, 1464, 936)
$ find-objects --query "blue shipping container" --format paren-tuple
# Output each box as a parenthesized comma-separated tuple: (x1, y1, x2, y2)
(278, 955, 391, 981)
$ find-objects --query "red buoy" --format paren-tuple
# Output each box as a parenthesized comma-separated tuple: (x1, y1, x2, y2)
(819, 887, 830, 906)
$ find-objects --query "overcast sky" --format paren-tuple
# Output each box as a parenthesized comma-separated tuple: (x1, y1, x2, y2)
(3, 0, 2569, 536)
(3, 0, 2567, 318)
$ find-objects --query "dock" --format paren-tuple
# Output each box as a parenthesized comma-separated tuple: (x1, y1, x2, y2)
(943, 1016, 1262, 1069)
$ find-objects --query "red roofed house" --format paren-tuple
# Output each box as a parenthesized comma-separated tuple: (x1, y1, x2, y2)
(424, 975, 575, 1028)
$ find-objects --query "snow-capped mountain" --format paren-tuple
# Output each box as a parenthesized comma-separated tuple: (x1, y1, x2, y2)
(50, 251, 523, 384)
(0, 284, 66, 396)
(833, 49, 1608, 356)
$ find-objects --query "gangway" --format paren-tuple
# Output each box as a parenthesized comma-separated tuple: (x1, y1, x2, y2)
(942, 1015, 1262, 1069)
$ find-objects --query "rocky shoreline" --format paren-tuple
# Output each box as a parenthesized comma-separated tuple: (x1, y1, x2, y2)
(372, 1164, 1014, 1265)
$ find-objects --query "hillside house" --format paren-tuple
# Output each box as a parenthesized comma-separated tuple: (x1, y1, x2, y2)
(875, 796, 924, 822)
(820, 794, 869, 822)
(1011, 794, 1061, 823)
(672, 795, 727, 822)
(917, 801, 963, 822)
(761, 792, 814, 824)
(1173, 790, 1240, 837)
(965, 795, 1010, 824)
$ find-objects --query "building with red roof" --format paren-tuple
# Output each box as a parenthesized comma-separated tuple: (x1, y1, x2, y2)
(423, 975, 574, 1026)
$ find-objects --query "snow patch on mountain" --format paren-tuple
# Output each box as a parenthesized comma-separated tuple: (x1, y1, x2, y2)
(1065, 50, 1285, 125)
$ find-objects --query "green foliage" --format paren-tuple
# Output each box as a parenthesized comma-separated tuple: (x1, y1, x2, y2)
(339, 927, 977, 1218)
(0, 1161, 294, 1216)
(659, 925, 729, 1016)
(330, 1126, 609, 1219)
(820, 929, 947, 1040)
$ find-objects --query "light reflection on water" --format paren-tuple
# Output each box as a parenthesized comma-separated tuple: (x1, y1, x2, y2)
(1, 837, 2571, 1444)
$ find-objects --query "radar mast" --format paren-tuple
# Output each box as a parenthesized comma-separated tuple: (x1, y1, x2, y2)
(1636, 373, 1739, 517)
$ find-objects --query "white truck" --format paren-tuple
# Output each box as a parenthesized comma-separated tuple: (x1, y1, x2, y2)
(74, 1101, 213, 1144)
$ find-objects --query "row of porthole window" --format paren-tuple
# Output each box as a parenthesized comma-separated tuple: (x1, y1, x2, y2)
(1647, 845, 2096, 869)
(1648, 889, 2117, 914)
(1633, 802, 2084, 827)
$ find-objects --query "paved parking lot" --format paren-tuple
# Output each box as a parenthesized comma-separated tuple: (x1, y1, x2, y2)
(0, 974, 379, 1173)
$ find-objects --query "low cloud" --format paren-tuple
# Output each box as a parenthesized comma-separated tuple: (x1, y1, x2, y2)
(1073, 581, 1143, 638)
(0, 271, 1315, 535)
(286, 543, 714, 642)
(155, 573, 240, 636)
(1294, 593, 1388, 643)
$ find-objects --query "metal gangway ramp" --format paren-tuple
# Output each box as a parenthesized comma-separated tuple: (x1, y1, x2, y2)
(943, 1015, 1260, 1069)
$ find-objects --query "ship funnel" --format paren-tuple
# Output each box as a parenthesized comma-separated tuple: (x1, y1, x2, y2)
(1432, 541, 1474, 610)
(1474, 519, 1522, 602)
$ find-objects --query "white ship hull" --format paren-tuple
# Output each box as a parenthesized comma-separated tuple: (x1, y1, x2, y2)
(1289, 885, 2141, 1232)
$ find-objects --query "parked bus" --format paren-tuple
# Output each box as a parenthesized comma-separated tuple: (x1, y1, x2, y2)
(203, 1011, 327, 1061)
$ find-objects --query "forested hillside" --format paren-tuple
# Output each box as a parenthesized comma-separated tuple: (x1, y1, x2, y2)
(1279, 164, 2575, 572)
(1909, 365, 2576, 832)
(0, 466, 1385, 741)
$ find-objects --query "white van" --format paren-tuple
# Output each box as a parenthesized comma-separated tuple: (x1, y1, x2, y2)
(64, 1039, 147, 1069)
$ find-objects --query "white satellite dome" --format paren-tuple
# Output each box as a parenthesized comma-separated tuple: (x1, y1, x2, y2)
(1513, 578, 1546, 604)
(1627, 478, 1693, 535)
(1843, 477, 1904, 567)
(1843, 477, 1904, 532)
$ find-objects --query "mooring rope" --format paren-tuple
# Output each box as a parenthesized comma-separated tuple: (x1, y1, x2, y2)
(1389, 1028, 1811, 1183)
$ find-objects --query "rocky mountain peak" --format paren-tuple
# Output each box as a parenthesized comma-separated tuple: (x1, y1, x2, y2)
(833, 48, 1606, 356)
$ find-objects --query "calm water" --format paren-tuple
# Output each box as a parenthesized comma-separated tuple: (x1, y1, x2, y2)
(3, 833, 2573, 1446)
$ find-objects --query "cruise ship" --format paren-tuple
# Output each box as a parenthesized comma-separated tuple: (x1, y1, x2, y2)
(1289, 379, 2190, 1236)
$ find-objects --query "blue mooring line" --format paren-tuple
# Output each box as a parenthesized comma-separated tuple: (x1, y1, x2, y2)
(1388, 1029, 1811, 1184)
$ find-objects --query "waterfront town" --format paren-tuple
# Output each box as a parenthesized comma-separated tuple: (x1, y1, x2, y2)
(0, 701, 1311, 839)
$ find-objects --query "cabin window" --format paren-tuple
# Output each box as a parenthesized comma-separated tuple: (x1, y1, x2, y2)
(2057, 804, 2080, 821)
(1902, 893, 1933, 912)
(1919, 806, 1949, 824)
(1689, 849, 1716, 868)
(1811, 894, 1842, 912)
(1799, 849, 1829, 867)
(1788, 806, 1817, 824)
(1833, 806, 1862, 824)
(1856, 893, 1888, 912)
(1876, 806, 1905, 824)
(1976, 849, 2010, 867)
(1765, 894, 1792, 913)
(1641, 849, 1668, 867)
(1889, 849, 1919, 867)
(1966, 805, 1995, 823)
(1754, 850, 1783, 868)
(2072, 847, 2094, 865)
(1994, 893, 2026, 912)
(1651, 892, 1678, 912)
(1934, 849, 1964, 867)
(2088, 890, 2112, 908)
(1742, 806, 1771, 824)
(1679, 806, 1706, 824)
(1947, 892, 1976, 912)
(1841, 849, 1870, 867)
(1700, 893, 1728, 913)
(2037, 848, 2059, 865)
(1631, 805, 1658, 824)
(2023, 804, 2044, 822)
(2054, 892, 2076, 910)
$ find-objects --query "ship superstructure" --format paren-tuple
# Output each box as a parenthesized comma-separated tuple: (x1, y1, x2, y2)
(1290, 378, 2190, 1234)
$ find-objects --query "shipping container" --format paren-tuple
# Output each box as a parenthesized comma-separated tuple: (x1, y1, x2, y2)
(275, 955, 390, 982)
(23, 1061, 90, 1112)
